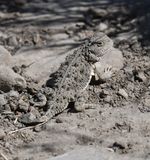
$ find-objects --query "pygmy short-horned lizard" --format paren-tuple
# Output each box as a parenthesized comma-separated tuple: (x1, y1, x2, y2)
(38, 32, 123, 123)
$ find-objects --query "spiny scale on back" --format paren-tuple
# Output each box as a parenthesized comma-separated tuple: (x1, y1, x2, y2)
(40, 32, 113, 122)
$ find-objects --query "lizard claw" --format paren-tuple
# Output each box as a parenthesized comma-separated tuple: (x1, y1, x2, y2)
(101, 66, 114, 80)
(39, 115, 49, 123)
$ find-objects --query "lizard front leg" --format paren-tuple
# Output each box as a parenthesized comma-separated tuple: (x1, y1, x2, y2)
(93, 62, 114, 81)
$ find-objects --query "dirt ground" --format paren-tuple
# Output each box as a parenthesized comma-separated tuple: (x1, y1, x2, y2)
(0, 0, 150, 160)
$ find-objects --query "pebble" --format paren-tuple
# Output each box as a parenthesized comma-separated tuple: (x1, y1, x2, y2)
(7, 90, 19, 98)
(144, 98, 150, 107)
(0, 129, 5, 140)
(55, 118, 64, 123)
(97, 22, 108, 31)
(0, 94, 7, 106)
(18, 113, 37, 125)
(0, 65, 26, 92)
(118, 89, 128, 99)
(0, 45, 12, 65)
(136, 71, 147, 82)
(7, 35, 18, 46)
(4, 104, 11, 112)
(89, 8, 107, 17)
(124, 66, 133, 76)
(30, 107, 41, 118)
(9, 101, 18, 111)
(18, 99, 29, 112)
(34, 125, 42, 132)
(99, 90, 109, 98)
(104, 95, 112, 103)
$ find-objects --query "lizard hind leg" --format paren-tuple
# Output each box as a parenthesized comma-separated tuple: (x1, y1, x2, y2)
(74, 94, 99, 112)
(38, 100, 58, 123)
(74, 92, 89, 112)
(74, 100, 86, 112)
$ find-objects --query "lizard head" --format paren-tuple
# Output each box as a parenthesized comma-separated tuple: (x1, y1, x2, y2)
(86, 32, 114, 57)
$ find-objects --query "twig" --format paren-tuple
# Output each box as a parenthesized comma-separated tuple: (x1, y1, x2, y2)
(0, 152, 9, 160)
(7, 120, 48, 135)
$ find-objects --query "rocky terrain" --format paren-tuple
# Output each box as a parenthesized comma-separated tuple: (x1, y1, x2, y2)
(0, 0, 150, 160)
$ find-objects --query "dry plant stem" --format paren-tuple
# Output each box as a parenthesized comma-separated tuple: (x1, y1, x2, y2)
(0, 152, 9, 160)
(7, 120, 48, 135)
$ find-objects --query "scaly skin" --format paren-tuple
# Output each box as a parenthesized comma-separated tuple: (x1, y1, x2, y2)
(39, 32, 115, 123)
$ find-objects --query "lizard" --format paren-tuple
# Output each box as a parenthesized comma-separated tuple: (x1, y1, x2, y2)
(34, 32, 123, 124)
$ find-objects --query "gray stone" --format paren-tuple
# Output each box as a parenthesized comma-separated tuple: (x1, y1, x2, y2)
(118, 89, 128, 99)
(136, 71, 147, 82)
(7, 35, 18, 46)
(18, 112, 37, 125)
(7, 90, 19, 98)
(144, 98, 150, 107)
(0, 65, 26, 92)
(0, 45, 12, 65)
(0, 129, 5, 140)
(18, 99, 29, 112)
(0, 94, 7, 106)
(97, 23, 108, 31)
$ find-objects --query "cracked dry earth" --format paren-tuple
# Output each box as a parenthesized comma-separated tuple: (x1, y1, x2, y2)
(0, 0, 150, 160)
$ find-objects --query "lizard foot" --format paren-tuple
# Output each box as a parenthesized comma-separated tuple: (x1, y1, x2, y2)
(74, 92, 89, 112)
(94, 62, 114, 81)
(39, 115, 49, 123)
(100, 66, 114, 81)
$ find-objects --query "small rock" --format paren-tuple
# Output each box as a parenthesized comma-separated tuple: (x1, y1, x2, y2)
(4, 104, 11, 111)
(7, 36, 18, 46)
(0, 31, 8, 38)
(131, 42, 142, 52)
(18, 99, 29, 112)
(97, 23, 108, 31)
(88, 8, 107, 17)
(144, 98, 150, 107)
(12, 65, 22, 74)
(30, 107, 41, 118)
(30, 92, 47, 107)
(0, 94, 7, 106)
(0, 129, 5, 140)
(7, 90, 19, 98)
(99, 90, 109, 98)
(135, 71, 147, 82)
(34, 125, 42, 132)
(0, 45, 12, 65)
(118, 89, 128, 99)
(124, 66, 133, 76)
(19, 113, 37, 125)
(55, 118, 63, 123)
(27, 82, 40, 94)
(104, 95, 112, 103)
(9, 101, 18, 111)
(0, 65, 26, 92)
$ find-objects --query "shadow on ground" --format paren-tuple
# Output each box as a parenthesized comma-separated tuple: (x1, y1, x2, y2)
(0, 0, 150, 45)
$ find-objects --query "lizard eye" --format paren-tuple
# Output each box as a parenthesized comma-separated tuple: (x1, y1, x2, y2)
(88, 49, 94, 54)
(96, 41, 103, 47)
